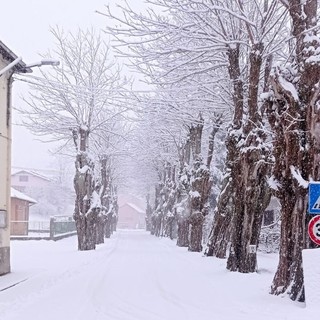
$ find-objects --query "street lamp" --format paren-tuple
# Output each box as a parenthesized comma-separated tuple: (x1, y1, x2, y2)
(0, 57, 59, 77)
(25, 59, 60, 69)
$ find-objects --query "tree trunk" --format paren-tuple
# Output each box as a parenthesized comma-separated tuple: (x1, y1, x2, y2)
(226, 41, 271, 273)
(175, 139, 191, 246)
(188, 212, 204, 252)
(177, 217, 189, 247)
(267, 89, 314, 300)
(266, 0, 320, 301)
(270, 193, 306, 301)
(205, 128, 241, 258)
(188, 155, 213, 252)
(162, 165, 177, 239)
(151, 181, 165, 237)
(205, 45, 244, 258)
(164, 216, 175, 240)
(96, 215, 105, 244)
(105, 214, 112, 238)
(227, 140, 271, 272)
(145, 194, 153, 232)
(111, 191, 118, 233)
(73, 127, 97, 251)
(187, 116, 214, 252)
(96, 155, 108, 245)
(205, 206, 232, 259)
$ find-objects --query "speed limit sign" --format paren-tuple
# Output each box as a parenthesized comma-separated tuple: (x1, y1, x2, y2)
(308, 215, 320, 245)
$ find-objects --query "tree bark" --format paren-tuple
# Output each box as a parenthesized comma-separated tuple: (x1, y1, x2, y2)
(266, 0, 320, 301)
(73, 127, 97, 251)
(145, 194, 153, 232)
(227, 42, 271, 273)
(177, 217, 189, 247)
(96, 155, 108, 245)
(176, 139, 191, 247)
(188, 156, 213, 252)
(187, 116, 214, 252)
(205, 174, 233, 258)
(205, 45, 243, 258)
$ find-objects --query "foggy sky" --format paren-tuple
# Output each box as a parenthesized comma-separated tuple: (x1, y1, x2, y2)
(0, 0, 143, 171)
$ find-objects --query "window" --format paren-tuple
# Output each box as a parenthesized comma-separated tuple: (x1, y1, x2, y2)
(19, 175, 29, 182)
(263, 210, 274, 226)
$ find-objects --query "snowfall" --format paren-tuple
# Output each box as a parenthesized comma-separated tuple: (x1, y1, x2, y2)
(0, 230, 319, 320)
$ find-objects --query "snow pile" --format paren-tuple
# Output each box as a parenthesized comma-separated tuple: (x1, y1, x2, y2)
(302, 248, 320, 310)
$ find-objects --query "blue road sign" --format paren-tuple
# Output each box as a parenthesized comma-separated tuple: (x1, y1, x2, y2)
(308, 182, 320, 214)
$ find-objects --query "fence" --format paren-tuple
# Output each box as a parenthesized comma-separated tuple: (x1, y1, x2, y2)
(11, 215, 76, 241)
(259, 219, 281, 253)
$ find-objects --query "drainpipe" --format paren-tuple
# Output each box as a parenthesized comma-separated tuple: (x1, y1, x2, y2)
(0, 70, 14, 274)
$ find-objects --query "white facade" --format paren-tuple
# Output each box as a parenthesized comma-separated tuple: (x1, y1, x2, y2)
(0, 41, 29, 275)
(11, 170, 51, 193)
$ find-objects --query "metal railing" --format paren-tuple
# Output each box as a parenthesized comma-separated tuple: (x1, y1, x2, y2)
(259, 219, 281, 253)
(49, 216, 76, 238)
(11, 215, 76, 240)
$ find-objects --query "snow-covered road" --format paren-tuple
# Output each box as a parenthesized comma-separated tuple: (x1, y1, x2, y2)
(0, 230, 315, 320)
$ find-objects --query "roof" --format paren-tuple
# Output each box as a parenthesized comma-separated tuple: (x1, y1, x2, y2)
(11, 188, 37, 204)
(118, 194, 146, 209)
(11, 170, 51, 182)
(120, 202, 145, 214)
(0, 40, 31, 73)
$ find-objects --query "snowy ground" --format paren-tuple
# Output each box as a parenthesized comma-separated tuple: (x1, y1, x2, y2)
(0, 230, 317, 320)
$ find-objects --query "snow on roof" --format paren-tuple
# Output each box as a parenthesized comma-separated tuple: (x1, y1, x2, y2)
(11, 170, 51, 182)
(0, 41, 31, 73)
(11, 188, 37, 204)
(121, 202, 145, 214)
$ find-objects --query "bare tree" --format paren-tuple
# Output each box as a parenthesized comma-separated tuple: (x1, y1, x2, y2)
(99, 0, 284, 266)
(20, 28, 128, 250)
(194, 0, 285, 274)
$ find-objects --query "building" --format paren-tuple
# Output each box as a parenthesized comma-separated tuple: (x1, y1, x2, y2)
(11, 169, 75, 221)
(0, 41, 30, 275)
(10, 188, 36, 236)
(11, 169, 51, 194)
(118, 202, 146, 229)
(263, 196, 280, 226)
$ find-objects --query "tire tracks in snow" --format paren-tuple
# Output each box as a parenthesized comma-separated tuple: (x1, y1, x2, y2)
(79, 230, 165, 320)
(0, 234, 121, 320)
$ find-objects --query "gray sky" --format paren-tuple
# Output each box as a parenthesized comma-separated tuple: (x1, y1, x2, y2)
(0, 0, 144, 171)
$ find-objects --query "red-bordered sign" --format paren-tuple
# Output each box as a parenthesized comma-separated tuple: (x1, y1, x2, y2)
(308, 215, 320, 245)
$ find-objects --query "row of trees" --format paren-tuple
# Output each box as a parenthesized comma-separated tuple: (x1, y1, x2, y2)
(99, 0, 320, 302)
(18, 0, 320, 304)
(19, 28, 127, 250)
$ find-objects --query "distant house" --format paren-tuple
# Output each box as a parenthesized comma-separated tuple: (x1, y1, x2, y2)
(10, 188, 37, 236)
(11, 170, 51, 194)
(263, 197, 280, 226)
(118, 203, 146, 229)
(11, 169, 75, 220)
(117, 194, 146, 210)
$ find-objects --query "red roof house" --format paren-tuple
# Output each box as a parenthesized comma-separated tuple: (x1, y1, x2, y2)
(118, 202, 146, 229)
